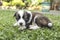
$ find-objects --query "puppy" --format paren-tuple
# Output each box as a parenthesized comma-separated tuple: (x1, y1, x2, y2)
(14, 10, 52, 30)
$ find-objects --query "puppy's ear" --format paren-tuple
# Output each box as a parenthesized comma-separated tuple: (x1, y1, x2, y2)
(14, 12, 17, 17)
(25, 10, 32, 23)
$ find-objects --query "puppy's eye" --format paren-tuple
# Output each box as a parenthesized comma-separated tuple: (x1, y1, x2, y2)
(18, 15, 20, 19)
(16, 15, 21, 21)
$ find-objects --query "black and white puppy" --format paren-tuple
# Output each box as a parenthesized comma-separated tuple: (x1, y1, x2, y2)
(14, 10, 52, 30)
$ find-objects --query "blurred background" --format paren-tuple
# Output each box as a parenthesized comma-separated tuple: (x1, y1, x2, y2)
(0, 0, 60, 11)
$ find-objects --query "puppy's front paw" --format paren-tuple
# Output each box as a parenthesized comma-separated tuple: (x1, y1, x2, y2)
(18, 26, 26, 30)
(13, 23, 18, 27)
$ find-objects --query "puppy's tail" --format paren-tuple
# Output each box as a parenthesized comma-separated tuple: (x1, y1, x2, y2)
(48, 23, 52, 28)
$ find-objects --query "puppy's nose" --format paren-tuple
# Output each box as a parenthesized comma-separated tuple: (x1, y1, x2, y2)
(20, 23, 23, 26)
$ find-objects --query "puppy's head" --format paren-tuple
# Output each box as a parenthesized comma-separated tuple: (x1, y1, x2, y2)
(14, 10, 32, 26)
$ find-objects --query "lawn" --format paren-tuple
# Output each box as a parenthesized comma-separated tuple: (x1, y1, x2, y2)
(0, 10, 60, 40)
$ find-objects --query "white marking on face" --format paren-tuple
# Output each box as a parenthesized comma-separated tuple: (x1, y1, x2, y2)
(18, 10, 24, 18)
(14, 10, 32, 26)
(17, 10, 26, 26)
(17, 18, 25, 26)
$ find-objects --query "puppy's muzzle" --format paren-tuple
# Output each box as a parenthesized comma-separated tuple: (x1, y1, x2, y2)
(19, 23, 23, 26)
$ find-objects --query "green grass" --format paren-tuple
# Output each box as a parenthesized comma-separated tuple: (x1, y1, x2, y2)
(0, 10, 60, 40)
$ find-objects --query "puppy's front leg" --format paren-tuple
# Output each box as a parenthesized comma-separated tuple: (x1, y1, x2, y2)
(13, 23, 18, 26)
(18, 26, 26, 30)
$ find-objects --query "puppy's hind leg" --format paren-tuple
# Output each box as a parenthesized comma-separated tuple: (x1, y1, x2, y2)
(29, 16, 40, 30)
(29, 25, 40, 30)
(29, 22, 40, 30)
(35, 16, 53, 28)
